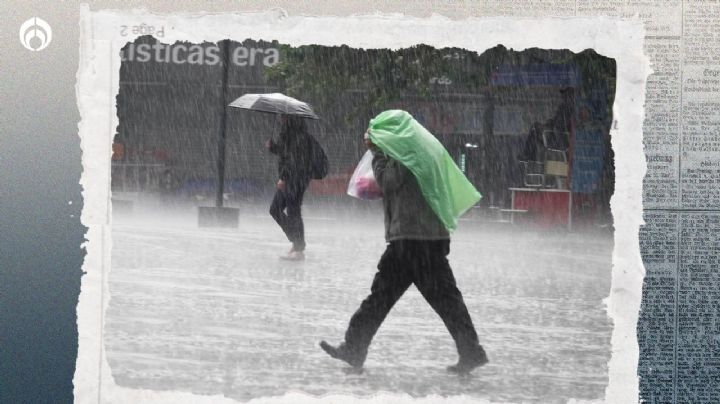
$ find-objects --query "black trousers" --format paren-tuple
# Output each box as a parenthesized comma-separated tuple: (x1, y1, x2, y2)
(269, 182, 307, 251)
(344, 239, 482, 362)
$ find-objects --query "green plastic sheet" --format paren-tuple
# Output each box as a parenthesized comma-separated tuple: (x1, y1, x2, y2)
(368, 110, 482, 232)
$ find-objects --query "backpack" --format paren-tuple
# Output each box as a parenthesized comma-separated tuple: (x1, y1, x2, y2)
(309, 137, 329, 180)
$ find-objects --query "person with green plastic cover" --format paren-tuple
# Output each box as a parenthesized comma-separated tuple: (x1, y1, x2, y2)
(320, 110, 488, 375)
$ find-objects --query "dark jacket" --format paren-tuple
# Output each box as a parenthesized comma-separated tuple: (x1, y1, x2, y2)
(371, 149, 449, 242)
(268, 132, 314, 184)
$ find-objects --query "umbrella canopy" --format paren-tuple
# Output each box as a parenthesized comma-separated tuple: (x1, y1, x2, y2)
(229, 93, 319, 119)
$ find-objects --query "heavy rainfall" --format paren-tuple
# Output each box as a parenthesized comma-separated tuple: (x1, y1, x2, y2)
(107, 37, 616, 403)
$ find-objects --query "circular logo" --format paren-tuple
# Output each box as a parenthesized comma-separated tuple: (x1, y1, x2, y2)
(19, 17, 52, 52)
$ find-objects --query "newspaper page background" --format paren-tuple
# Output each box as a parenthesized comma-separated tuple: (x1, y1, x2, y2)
(634, 1, 720, 402)
(71, 1, 718, 403)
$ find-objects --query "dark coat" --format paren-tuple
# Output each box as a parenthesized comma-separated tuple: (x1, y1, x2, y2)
(371, 150, 449, 242)
(268, 130, 315, 184)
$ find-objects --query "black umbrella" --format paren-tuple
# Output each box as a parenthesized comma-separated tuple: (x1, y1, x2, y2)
(229, 93, 320, 119)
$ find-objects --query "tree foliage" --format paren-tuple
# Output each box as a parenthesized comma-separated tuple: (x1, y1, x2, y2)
(264, 43, 615, 123)
(265, 44, 508, 120)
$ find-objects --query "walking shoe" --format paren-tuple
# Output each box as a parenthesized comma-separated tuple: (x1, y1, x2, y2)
(279, 250, 305, 261)
(319, 341, 365, 369)
(447, 349, 489, 375)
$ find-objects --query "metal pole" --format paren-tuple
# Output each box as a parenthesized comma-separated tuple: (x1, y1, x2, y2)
(216, 40, 230, 207)
(482, 87, 495, 206)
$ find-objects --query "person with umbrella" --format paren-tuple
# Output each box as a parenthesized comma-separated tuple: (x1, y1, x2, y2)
(266, 114, 317, 260)
(230, 93, 327, 261)
(320, 110, 487, 374)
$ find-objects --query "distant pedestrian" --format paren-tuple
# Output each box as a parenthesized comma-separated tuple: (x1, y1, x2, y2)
(267, 114, 327, 261)
(518, 121, 545, 162)
(320, 110, 487, 374)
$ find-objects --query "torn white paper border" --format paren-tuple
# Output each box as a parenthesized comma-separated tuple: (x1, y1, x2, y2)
(74, 5, 649, 403)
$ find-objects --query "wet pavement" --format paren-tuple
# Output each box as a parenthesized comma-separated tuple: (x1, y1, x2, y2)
(105, 205, 613, 403)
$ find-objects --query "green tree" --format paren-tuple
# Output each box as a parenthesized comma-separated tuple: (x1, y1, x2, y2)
(264, 44, 508, 122)
(265, 43, 615, 126)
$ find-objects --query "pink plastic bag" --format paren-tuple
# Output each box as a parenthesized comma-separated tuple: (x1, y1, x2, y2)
(347, 150, 383, 200)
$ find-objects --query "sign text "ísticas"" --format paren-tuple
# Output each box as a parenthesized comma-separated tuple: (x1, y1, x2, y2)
(121, 43, 280, 67)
